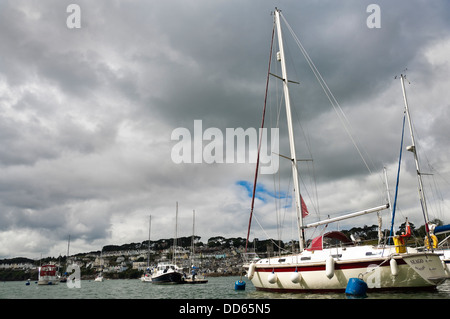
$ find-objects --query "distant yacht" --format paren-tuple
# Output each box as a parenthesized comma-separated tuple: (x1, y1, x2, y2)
(94, 250, 105, 282)
(151, 202, 185, 284)
(140, 215, 153, 283)
(94, 272, 104, 282)
(38, 265, 59, 285)
(151, 262, 184, 284)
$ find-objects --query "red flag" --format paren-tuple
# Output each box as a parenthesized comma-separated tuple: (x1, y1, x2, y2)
(301, 195, 309, 218)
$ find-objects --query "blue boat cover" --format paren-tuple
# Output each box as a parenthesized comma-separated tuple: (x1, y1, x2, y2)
(434, 224, 450, 235)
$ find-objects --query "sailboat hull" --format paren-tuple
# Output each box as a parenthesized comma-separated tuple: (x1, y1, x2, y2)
(246, 247, 447, 293)
(37, 278, 59, 285)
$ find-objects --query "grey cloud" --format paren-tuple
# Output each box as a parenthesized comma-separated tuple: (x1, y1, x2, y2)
(1, 0, 450, 258)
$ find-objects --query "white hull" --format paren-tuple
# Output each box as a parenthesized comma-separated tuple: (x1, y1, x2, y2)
(140, 274, 152, 282)
(436, 249, 450, 276)
(94, 276, 104, 282)
(445, 260, 450, 274)
(246, 246, 448, 292)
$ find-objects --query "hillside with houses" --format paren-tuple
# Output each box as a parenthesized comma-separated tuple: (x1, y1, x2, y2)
(0, 236, 277, 281)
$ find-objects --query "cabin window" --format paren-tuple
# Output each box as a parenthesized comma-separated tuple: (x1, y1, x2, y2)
(301, 257, 311, 261)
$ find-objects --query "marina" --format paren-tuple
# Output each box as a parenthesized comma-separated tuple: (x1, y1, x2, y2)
(1, 3, 450, 307)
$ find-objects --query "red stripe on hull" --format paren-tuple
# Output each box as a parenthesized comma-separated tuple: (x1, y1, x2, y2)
(254, 259, 406, 273)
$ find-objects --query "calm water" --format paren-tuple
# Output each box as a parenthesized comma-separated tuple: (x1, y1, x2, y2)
(1, 276, 450, 300)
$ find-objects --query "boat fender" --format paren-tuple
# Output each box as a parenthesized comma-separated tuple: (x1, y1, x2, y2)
(268, 271, 277, 284)
(345, 278, 368, 298)
(247, 263, 255, 280)
(424, 235, 438, 249)
(326, 256, 335, 279)
(390, 258, 399, 276)
(290, 270, 301, 283)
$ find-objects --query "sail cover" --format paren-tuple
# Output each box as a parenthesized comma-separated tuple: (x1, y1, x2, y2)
(434, 224, 450, 235)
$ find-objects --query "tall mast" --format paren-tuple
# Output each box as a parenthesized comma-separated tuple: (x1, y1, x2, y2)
(191, 210, 195, 266)
(67, 234, 71, 259)
(274, 8, 305, 251)
(174, 202, 178, 264)
(147, 215, 151, 267)
(400, 75, 432, 242)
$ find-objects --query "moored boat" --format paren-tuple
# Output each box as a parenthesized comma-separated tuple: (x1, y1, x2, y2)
(151, 203, 185, 284)
(245, 231, 447, 292)
(38, 264, 59, 285)
(140, 272, 152, 282)
(151, 262, 184, 284)
(94, 272, 104, 282)
(243, 8, 448, 293)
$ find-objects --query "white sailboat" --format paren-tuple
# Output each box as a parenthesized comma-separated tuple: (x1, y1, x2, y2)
(398, 74, 450, 276)
(59, 235, 71, 283)
(94, 250, 104, 282)
(152, 202, 185, 284)
(185, 210, 208, 284)
(243, 8, 448, 293)
(141, 215, 153, 283)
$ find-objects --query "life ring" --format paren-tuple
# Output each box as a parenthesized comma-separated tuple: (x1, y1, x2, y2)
(424, 234, 438, 249)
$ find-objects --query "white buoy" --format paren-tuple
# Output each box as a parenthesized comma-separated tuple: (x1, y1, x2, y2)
(247, 263, 255, 280)
(268, 271, 277, 284)
(326, 256, 335, 279)
(290, 270, 301, 283)
(390, 258, 399, 276)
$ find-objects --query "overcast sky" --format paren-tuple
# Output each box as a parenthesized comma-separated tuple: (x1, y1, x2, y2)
(1, 0, 450, 259)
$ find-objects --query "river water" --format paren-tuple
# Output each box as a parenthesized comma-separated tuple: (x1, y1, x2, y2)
(1, 276, 450, 299)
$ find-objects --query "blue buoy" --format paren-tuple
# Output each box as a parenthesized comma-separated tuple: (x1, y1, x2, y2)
(345, 278, 368, 298)
(234, 280, 246, 291)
